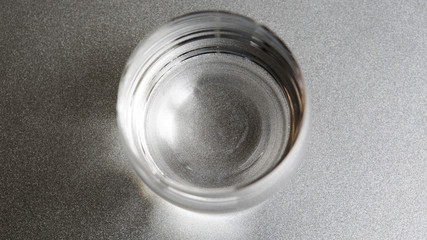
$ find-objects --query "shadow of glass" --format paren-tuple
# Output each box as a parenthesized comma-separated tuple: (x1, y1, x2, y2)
(1, 40, 154, 238)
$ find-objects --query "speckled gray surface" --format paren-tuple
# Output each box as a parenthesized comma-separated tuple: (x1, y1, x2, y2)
(1, 0, 426, 239)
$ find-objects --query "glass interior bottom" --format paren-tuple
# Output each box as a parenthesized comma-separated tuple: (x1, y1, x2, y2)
(136, 53, 291, 189)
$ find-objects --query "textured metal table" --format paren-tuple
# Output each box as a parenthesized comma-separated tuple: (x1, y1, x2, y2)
(1, 1, 425, 239)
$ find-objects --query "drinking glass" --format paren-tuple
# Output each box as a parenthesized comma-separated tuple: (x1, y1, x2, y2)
(117, 11, 309, 212)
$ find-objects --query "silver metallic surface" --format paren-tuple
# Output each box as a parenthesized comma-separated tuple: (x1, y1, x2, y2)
(1, 0, 425, 239)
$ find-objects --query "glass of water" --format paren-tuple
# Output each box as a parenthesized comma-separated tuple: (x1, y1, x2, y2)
(117, 11, 309, 212)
